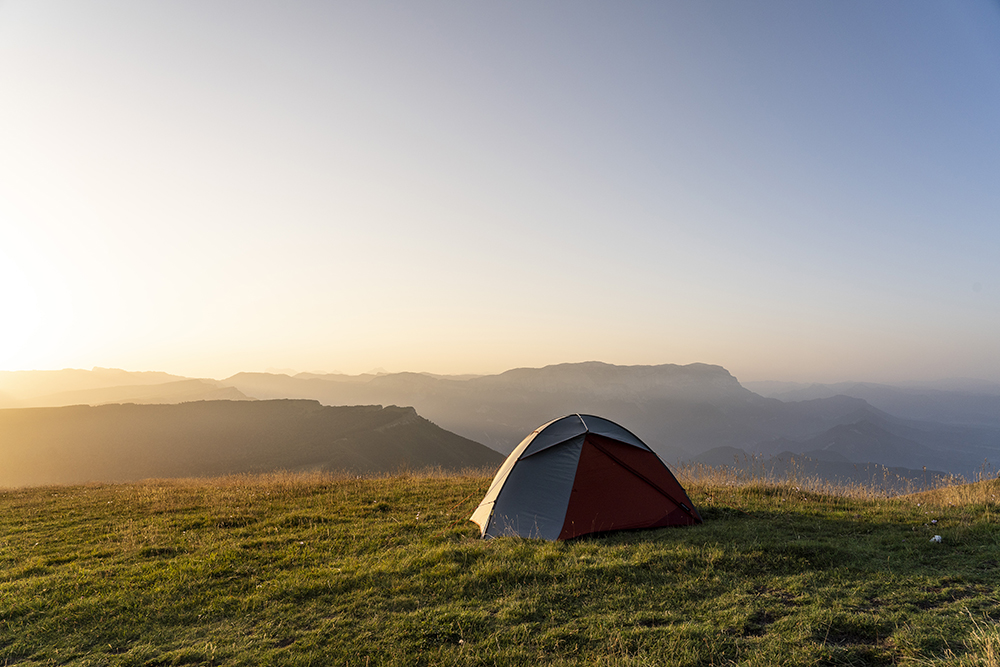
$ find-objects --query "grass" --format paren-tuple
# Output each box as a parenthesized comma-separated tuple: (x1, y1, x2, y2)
(1, 468, 999, 666)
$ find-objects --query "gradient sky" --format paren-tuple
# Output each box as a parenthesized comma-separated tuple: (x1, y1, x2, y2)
(1, 1, 998, 383)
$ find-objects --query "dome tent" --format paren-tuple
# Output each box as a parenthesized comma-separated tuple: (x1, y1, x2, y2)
(470, 414, 701, 540)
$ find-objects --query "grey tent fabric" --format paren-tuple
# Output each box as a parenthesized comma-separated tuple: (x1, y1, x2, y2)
(576, 414, 649, 450)
(471, 415, 593, 539)
(521, 414, 588, 458)
(471, 417, 580, 537)
(482, 435, 582, 539)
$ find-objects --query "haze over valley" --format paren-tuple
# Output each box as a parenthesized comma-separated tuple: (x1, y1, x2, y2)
(0, 399, 500, 487)
(2, 362, 997, 487)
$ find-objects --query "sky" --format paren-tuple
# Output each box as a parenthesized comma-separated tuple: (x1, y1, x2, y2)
(1, 1, 998, 383)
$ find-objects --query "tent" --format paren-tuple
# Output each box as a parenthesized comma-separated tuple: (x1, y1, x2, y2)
(470, 414, 701, 540)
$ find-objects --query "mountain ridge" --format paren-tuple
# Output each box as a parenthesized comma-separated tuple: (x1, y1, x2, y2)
(0, 399, 502, 487)
(4, 363, 999, 477)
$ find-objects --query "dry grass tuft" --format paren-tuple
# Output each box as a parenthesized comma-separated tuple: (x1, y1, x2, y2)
(906, 611, 1000, 667)
(906, 477, 1000, 509)
(674, 458, 1000, 502)
(963, 612, 1000, 667)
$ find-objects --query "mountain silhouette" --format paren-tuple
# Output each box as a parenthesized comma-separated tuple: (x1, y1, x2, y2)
(0, 368, 233, 408)
(0, 400, 502, 487)
(746, 380, 1000, 428)
(224, 363, 886, 458)
(21, 379, 250, 407)
(689, 447, 951, 493)
(4, 363, 999, 478)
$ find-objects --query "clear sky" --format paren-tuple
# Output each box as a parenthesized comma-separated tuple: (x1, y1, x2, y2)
(1, 1, 998, 383)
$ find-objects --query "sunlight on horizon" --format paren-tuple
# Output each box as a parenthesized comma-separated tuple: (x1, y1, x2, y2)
(1, 2, 998, 384)
(0, 248, 43, 369)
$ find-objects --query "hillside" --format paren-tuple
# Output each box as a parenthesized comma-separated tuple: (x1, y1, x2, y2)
(689, 447, 954, 493)
(746, 380, 1000, 428)
(22, 378, 251, 406)
(224, 363, 889, 458)
(0, 367, 189, 406)
(222, 363, 1000, 477)
(0, 400, 502, 487)
(751, 412, 1000, 477)
(0, 368, 243, 408)
(767, 418, 940, 470)
(1, 472, 998, 665)
(4, 364, 1000, 478)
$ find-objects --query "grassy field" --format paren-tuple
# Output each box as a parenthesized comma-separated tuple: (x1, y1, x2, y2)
(2, 469, 999, 666)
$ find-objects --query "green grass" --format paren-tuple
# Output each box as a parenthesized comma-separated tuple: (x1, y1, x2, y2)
(2, 471, 999, 666)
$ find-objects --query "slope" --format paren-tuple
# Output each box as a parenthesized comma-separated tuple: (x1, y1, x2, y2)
(2, 474, 998, 666)
(225, 363, 891, 459)
(690, 447, 954, 493)
(746, 380, 1000, 428)
(24, 379, 250, 406)
(0, 368, 188, 406)
(0, 400, 502, 487)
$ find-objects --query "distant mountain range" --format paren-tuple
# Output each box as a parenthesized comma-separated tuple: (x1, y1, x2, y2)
(214, 364, 998, 476)
(3, 363, 999, 482)
(221, 363, 881, 457)
(0, 368, 249, 407)
(0, 400, 502, 487)
(687, 447, 955, 494)
(744, 380, 1000, 428)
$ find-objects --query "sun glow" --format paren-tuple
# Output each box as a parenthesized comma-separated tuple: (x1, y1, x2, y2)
(0, 249, 43, 368)
(0, 3, 997, 381)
